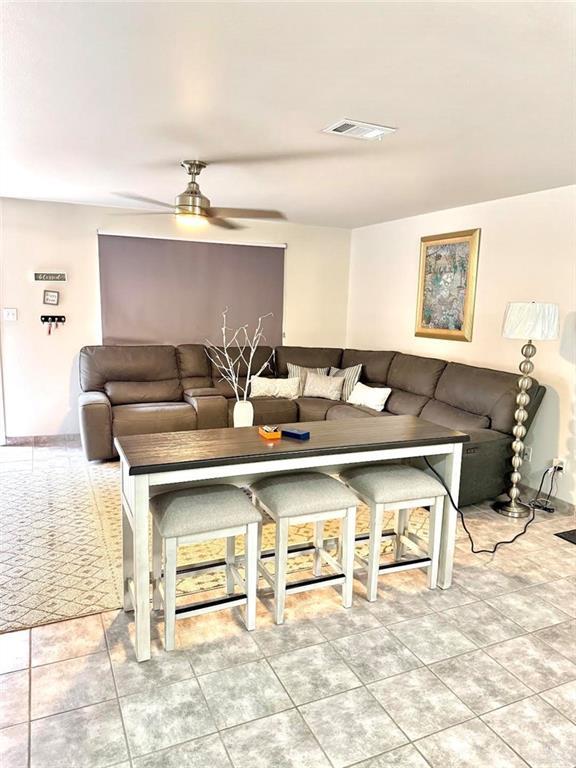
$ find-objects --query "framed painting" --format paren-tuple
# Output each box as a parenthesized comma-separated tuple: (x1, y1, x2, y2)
(415, 228, 481, 342)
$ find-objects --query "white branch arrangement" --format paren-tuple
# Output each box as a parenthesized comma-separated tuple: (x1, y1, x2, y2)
(205, 308, 274, 401)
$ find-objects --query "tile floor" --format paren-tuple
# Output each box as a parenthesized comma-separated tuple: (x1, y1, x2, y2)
(1, 438, 575, 766)
(2, 517, 576, 768)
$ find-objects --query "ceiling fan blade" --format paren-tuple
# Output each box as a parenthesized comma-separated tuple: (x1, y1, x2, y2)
(208, 207, 284, 220)
(109, 211, 174, 216)
(208, 217, 243, 230)
(113, 192, 174, 210)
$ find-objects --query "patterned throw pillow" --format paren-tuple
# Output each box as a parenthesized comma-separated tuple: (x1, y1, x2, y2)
(302, 372, 344, 401)
(249, 377, 300, 399)
(286, 363, 329, 395)
(329, 364, 362, 401)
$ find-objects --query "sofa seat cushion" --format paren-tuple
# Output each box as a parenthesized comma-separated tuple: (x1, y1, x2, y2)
(421, 400, 490, 432)
(296, 397, 340, 422)
(226, 397, 298, 426)
(112, 402, 197, 437)
(325, 403, 390, 420)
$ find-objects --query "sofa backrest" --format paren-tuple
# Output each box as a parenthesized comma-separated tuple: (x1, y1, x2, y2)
(341, 349, 395, 385)
(80, 345, 182, 404)
(385, 353, 446, 416)
(176, 344, 212, 390)
(428, 362, 527, 434)
(275, 346, 343, 377)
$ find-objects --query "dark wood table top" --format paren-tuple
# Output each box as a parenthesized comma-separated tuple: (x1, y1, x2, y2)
(115, 415, 469, 476)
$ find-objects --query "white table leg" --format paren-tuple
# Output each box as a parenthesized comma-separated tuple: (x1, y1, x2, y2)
(436, 443, 463, 589)
(121, 503, 134, 612)
(131, 474, 151, 661)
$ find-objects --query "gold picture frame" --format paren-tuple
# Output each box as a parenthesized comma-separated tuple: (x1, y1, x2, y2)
(415, 228, 480, 342)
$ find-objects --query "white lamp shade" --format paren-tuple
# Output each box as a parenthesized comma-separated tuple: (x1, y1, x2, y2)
(502, 302, 559, 341)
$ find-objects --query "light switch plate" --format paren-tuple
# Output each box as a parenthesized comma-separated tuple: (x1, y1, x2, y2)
(2, 308, 18, 322)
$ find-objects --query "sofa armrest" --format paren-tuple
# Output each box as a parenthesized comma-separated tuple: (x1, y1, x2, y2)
(78, 391, 114, 461)
(184, 391, 228, 429)
(183, 387, 219, 399)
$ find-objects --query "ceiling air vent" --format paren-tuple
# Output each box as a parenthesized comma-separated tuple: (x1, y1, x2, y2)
(322, 119, 396, 141)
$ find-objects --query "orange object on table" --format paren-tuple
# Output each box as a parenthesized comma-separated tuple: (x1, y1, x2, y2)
(258, 426, 282, 440)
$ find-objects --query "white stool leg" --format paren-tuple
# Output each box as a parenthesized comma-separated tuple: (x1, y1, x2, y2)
(313, 520, 324, 577)
(341, 506, 357, 608)
(427, 496, 444, 589)
(274, 519, 289, 625)
(163, 537, 177, 652)
(152, 520, 163, 611)
(394, 508, 409, 560)
(244, 522, 258, 631)
(367, 502, 384, 602)
(225, 536, 236, 595)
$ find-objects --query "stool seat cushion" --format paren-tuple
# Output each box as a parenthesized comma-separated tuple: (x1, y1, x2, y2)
(341, 464, 447, 503)
(252, 472, 357, 518)
(151, 485, 261, 538)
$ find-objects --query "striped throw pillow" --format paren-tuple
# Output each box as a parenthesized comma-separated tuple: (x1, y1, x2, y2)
(286, 363, 329, 395)
(329, 364, 362, 401)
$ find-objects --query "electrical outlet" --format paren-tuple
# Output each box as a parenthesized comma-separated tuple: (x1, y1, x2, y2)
(2, 308, 18, 322)
(553, 458, 565, 470)
(523, 446, 532, 462)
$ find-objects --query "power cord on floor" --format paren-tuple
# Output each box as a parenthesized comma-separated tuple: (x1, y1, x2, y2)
(423, 458, 561, 555)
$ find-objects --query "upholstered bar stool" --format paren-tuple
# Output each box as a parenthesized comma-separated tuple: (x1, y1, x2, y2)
(251, 472, 358, 625)
(341, 464, 446, 601)
(150, 485, 261, 651)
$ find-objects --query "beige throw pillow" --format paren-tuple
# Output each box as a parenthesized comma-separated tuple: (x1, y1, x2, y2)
(286, 363, 329, 395)
(347, 382, 391, 412)
(303, 372, 345, 401)
(250, 376, 300, 399)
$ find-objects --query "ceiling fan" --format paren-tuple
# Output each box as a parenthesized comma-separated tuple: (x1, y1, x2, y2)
(115, 160, 285, 229)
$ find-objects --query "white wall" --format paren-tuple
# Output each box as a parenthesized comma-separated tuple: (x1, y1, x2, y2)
(0, 197, 350, 435)
(347, 186, 576, 503)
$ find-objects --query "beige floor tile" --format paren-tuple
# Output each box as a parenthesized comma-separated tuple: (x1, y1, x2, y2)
(31, 614, 106, 665)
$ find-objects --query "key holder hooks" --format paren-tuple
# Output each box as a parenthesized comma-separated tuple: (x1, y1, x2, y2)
(41, 315, 66, 335)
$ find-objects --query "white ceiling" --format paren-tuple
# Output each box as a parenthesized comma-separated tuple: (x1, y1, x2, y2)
(2, 1, 575, 228)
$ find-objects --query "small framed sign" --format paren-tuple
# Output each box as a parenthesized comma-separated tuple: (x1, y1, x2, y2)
(34, 272, 67, 282)
(43, 289, 60, 306)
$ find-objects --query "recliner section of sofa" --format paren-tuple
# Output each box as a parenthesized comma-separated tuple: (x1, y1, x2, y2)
(78, 343, 545, 506)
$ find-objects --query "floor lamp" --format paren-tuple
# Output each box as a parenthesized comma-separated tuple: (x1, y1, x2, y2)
(493, 301, 559, 518)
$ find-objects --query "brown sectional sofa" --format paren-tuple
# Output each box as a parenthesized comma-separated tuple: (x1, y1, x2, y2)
(78, 344, 545, 506)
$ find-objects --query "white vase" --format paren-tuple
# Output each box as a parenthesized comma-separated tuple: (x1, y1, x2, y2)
(233, 400, 254, 428)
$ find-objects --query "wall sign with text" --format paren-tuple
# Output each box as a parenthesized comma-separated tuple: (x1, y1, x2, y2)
(34, 272, 67, 282)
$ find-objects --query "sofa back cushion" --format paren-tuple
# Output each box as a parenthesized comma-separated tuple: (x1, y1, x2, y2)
(434, 362, 526, 434)
(275, 346, 342, 377)
(341, 349, 396, 385)
(384, 353, 447, 416)
(104, 380, 182, 405)
(176, 344, 213, 389)
(80, 346, 181, 401)
(420, 400, 490, 432)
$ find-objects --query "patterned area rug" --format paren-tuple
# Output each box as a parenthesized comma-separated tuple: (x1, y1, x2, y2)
(0, 437, 430, 632)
